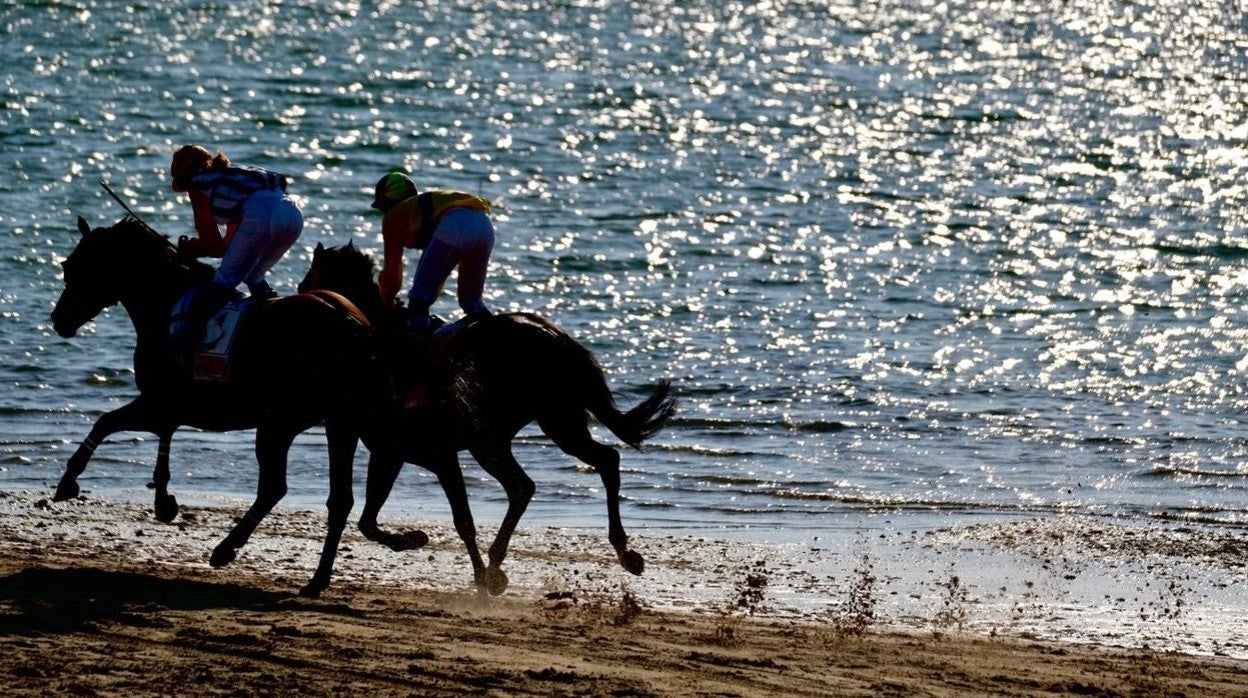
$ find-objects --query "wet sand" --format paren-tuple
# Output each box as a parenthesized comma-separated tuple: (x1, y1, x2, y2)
(1, 490, 1246, 696)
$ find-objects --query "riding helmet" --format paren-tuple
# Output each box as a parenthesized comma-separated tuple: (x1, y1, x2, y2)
(372, 171, 418, 211)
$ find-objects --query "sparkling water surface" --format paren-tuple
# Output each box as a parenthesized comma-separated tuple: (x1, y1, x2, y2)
(2, 0, 1247, 534)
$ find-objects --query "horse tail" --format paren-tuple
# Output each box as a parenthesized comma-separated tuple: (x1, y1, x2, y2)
(562, 337, 676, 449)
(601, 379, 677, 449)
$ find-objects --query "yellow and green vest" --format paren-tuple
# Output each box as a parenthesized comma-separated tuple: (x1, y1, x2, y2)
(384, 189, 491, 249)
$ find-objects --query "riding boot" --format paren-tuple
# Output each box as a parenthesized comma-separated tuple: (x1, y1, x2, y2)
(247, 279, 278, 300)
(405, 304, 433, 335)
(464, 306, 491, 328)
(170, 282, 235, 372)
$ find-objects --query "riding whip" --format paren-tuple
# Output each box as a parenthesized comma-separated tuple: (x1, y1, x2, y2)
(99, 179, 177, 251)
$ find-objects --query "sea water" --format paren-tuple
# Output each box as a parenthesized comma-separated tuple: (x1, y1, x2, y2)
(2, 0, 1247, 539)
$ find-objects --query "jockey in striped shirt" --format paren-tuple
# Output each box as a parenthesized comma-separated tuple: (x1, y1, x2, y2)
(170, 144, 302, 299)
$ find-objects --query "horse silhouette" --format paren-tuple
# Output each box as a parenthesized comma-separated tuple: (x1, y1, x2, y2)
(298, 242, 676, 595)
(51, 215, 380, 597)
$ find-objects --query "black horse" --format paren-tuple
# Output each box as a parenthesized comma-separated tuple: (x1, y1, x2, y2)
(298, 242, 676, 594)
(51, 215, 380, 597)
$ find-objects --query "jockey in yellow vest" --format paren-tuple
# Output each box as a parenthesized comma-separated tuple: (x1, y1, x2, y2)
(372, 171, 495, 331)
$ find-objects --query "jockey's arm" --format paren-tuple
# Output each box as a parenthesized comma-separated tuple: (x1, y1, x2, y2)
(185, 189, 228, 257)
(378, 217, 405, 306)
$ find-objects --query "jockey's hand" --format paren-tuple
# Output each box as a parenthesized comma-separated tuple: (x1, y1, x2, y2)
(177, 235, 201, 260)
(382, 296, 405, 314)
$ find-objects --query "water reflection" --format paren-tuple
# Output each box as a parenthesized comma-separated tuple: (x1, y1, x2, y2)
(0, 0, 1246, 525)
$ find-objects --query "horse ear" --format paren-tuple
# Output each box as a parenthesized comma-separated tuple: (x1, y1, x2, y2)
(314, 241, 324, 256)
(77, 216, 90, 237)
(346, 240, 356, 251)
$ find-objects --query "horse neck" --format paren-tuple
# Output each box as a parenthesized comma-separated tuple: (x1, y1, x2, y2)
(118, 261, 196, 342)
(326, 275, 383, 323)
(355, 280, 384, 323)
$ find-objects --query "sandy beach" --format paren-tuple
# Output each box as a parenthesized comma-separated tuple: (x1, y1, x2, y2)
(1, 490, 1245, 696)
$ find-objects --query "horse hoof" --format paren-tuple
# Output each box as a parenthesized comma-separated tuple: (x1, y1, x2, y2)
(154, 494, 179, 523)
(620, 549, 645, 575)
(391, 530, 429, 552)
(298, 580, 326, 598)
(209, 545, 237, 568)
(483, 567, 509, 596)
(53, 480, 80, 502)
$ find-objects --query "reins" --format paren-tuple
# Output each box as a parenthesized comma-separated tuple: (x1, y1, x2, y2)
(100, 179, 195, 272)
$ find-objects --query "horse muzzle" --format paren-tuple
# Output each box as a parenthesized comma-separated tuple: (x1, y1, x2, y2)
(51, 292, 101, 338)
(51, 308, 82, 338)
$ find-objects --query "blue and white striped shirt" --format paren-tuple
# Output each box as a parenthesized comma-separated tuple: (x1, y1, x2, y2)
(189, 165, 288, 225)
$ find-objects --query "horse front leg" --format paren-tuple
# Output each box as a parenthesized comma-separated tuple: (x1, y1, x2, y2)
(427, 453, 488, 592)
(150, 430, 179, 523)
(210, 424, 296, 569)
(56, 398, 160, 501)
(358, 448, 429, 552)
(468, 442, 535, 596)
(300, 420, 358, 598)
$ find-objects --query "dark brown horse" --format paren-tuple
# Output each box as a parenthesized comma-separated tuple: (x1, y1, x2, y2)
(51, 215, 381, 597)
(298, 242, 676, 594)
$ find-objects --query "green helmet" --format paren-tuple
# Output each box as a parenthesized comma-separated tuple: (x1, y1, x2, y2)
(372, 171, 417, 211)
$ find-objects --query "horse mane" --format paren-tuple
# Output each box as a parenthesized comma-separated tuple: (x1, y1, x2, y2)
(107, 215, 172, 247)
(98, 216, 214, 280)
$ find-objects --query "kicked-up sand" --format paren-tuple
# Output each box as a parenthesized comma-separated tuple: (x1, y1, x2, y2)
(1, 489, 1246, 696)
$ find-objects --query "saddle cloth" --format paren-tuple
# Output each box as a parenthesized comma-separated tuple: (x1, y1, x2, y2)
(192, 299, 251, 382)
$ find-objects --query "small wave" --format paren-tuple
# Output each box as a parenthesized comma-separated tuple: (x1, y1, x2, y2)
(632, 500, 678, 509)
(672, 473, 833, 488)
(80, 374, 131, 387)
(751, 488, 1031, 510)
(1149, 241, 1248, 260)
(781, 419, 854, 433)
(1147, 510, 1248, 528)
(1144, 466, 1248, 479)
(665, 417, 750, 428)
(0, 406, 76, 416)
(659, 482, 1084, 516)
(674, 474, 770, 487)
(0, 438, 74, 446)
(1082, 436, 1147, 447)
(651, 443, 760, 457)
(666, 416, 856, 433)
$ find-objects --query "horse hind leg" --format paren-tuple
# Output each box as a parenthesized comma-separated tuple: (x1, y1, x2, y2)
(466, 441, 535, 596)
(358, 449, 429, 552)
(538, 412, 643, 575)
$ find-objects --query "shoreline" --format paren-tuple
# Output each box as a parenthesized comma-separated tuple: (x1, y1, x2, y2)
(5, 561, 1246, 698)
(2, 488, 1246, 658)
(2, 497, 1247, 696)
(2, 491, 1247, 695)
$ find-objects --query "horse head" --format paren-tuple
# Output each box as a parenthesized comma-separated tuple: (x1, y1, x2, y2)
(298, 241, 382, 320)
(52, 215, 192, 337)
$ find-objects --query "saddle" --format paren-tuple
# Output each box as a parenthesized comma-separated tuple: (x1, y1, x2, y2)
(387, 312, 487, 409)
